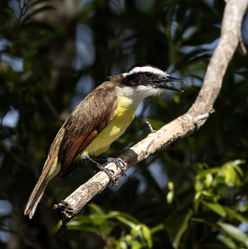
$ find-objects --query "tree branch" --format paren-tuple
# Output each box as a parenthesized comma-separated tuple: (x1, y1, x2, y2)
(54, 0, 248, 234)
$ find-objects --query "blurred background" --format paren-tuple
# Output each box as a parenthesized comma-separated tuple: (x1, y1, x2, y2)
(1, 0, 248, 248)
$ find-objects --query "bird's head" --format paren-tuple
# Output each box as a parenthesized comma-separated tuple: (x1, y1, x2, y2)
(119, 63, 185, 96)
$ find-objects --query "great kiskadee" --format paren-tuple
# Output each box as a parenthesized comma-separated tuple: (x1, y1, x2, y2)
(24, 63, 185, 219)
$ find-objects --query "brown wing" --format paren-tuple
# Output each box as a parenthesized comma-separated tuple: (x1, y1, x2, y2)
(57, 82, 117, 179)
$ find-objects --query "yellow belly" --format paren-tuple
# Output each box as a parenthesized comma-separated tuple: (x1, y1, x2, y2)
(81, 95, 137, 157)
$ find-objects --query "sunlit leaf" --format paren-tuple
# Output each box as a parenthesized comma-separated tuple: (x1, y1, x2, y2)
(131, 225, 142, 237)
(115, 215, 136, 229)
(217, 236, 237, 249)
(217, 222, 248, 247)
(167, 191, 174, 204)
(197, 168, 222, 178)
(67, 222, 99, 234)
(195, 179, 202, 192)
(201, 200, 226, 217)
(109, 211, 140, 225)
(119, 240, 128, 249)
(204, 173, 213, 187)
(131, 240, 142, 249)
(168, 181, 174, 190)
(141, 224, 153, 248)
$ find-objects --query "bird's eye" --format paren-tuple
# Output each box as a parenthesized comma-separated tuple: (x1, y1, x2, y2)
(145, 72, 152, 77)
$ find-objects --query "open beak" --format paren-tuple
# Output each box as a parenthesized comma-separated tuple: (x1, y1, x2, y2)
(160, 76, 186, 92)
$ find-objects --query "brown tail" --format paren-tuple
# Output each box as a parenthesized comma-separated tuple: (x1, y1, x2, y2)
(24, 179, 48, 219)
(24, 154, 60, 219)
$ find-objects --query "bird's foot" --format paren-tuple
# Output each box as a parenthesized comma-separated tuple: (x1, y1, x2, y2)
(104, 157, 125, 176)
(91, 156, 125, 175)
(82, 156, 115, 185)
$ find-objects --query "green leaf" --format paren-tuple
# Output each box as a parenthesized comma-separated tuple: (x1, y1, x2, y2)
(131, 225, 142, 237)
(204, 173, 213, 187)
(191, 162, 209, 173)
(224, 206, 248, 224)
(168, 181, 174, 190)
(234, 164, 244, 177)
(89, 214, 108, 226)
(190, 217, 219, 229)
(173, 210, 193, 249)
(221, 160, 245, 186)
(141, 224, 153, 248)
(109, 211, 140, 225)
(201, 200, 226, 217)
(167, 191, 174, 204)
(67, 222, 99, 234)
(217, 222, 248, 247)
(194, 197, 200, 213)
(122, 235, 132, 243)
(195, 180, 202, 192)
(101, 222, 115, 236)
(217, 236, 237, 249)
(115, 215, 136, 229)
(222, 165, 242, 186)
(131, 240, 142, 249)
(197, 168, 222, 179)
(118, 240, 128, 249)
(150, 223, 165, 234)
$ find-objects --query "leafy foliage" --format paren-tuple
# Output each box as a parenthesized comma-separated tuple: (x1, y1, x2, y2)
(0, 0, 248, 248)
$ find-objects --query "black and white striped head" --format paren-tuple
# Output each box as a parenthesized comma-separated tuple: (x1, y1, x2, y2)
(121, 63, 185, 93)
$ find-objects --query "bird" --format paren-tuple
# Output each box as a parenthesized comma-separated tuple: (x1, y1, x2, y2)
(24, 63, 185, 219)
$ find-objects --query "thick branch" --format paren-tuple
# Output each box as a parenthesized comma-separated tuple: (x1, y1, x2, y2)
(54, 0, 248, 234)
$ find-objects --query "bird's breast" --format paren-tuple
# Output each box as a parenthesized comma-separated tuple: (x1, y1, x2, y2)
(81, 94, 138, 157)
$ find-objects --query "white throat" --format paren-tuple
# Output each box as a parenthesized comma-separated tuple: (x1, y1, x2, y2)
(115, 85, 165, 107)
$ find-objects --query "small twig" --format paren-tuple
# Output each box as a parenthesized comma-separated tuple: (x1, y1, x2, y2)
(145, 121, 156, 133)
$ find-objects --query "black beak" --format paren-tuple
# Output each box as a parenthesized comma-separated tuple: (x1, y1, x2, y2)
(159, 76, 186, 93)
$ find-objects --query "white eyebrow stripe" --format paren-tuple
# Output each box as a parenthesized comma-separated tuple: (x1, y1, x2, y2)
(123, 66, 169, 78)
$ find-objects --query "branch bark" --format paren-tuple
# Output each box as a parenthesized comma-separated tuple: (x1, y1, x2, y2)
(54, 0, 248, 234)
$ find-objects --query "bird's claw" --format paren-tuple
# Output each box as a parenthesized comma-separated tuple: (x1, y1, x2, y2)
(96, 164, 115, 185)
(106, 157, 125, 176)
(82, 155, 115, 185)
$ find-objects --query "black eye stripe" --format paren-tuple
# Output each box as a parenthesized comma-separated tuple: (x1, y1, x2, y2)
(145, 72, 152, 77)
(121, 72, 157, 86)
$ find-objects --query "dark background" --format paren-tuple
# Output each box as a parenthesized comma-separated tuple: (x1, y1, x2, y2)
(1, 0, 248, 248)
